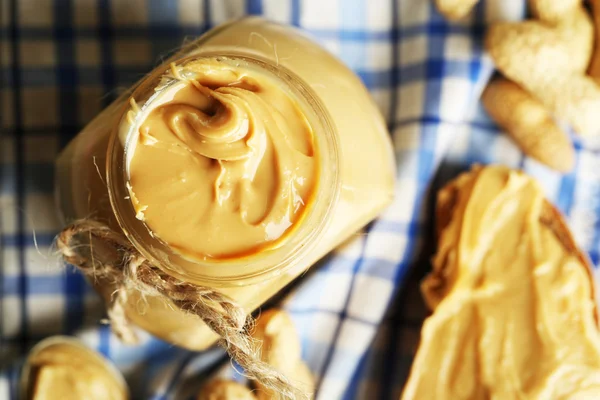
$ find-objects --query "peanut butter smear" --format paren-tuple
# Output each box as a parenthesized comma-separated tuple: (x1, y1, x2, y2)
(29, 343, 126, 400)
(402, 166, 600, 400)
(126, 58, 317, 260)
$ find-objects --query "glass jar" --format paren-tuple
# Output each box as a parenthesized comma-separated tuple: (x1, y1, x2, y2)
(55, 17, 395, 350)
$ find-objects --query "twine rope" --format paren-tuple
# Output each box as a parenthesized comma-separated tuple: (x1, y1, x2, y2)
(56, 219, 306, 400)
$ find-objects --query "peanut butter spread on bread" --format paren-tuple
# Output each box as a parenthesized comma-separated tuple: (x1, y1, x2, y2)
(403, 165, 600, 399)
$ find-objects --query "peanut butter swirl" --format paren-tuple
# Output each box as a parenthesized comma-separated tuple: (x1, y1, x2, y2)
(126, 59, 317, 260)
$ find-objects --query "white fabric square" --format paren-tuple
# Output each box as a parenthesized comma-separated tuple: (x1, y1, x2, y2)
(1, 137, 13, 164)
(178, 0, 205, 25)
(25, 194, 62, 233)
(394, 123, 420, 151)
(24, 136, 59, 164)
(1, 297, 21, 337)
(74, 0, 98, 27)
(443, 123, 470, 159)
(370, 88, 392, 121)
(263, 0, 291, 23)
(78, 86, 105, 125)
(318, 378, 349, 400)
(400, 36, 427, 66)
(366, 42, 392, 70)
(444, 34, 472, 61)
(365, 0, 392, 30)
(398, 82, 424, 121)
(380, 178, 417, 223)
(301, 0, 340, 29)
(319, 39, 341, 57)
(364, 231, 407, 263)
(19, 40, 56, 67)
(27, 295, 64, 336)
(434, 123, 460, 158)
(318, 320, 376, 398)
(211, 0, 246, 23)
(398, 0, 431, 27)
(0, 196, 17, 236)
(335, 234, 364, 258)
(75, 39, 101, 67)
(524, 160, 561, 201)
(439, 78, 471, 123)
(2, 90, 13, 127)
(492, 134, 522, 167)
(0, 378, 8, 400)
(21, 88, 58, 128)
(110, 0, 148, 26)
(305, 312, 340, 344)
(347, 275, 394, 322)
(113, 40, 152, 66)
(339, 42, 368, 71)
(79, 329, 101, 350)
(25, 247, 62, 276)
(18, 0, 53, 27)
(320, 272, 354, 310)
(336, 319, 375, 353)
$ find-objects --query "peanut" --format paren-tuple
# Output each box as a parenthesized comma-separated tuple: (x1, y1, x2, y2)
(482, 77, 574, 172)
(485, 4, 598, 136)
(435, 0, 479, 20)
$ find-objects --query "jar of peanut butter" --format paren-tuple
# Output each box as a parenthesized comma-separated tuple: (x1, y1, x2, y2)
(55, 17, 395, 350)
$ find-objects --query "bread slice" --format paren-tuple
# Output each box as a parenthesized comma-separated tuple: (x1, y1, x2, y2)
(421, 165, 598, 319)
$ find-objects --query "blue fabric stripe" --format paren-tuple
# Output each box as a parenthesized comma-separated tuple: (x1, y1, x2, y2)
(147, 0, 183, 62)
(204, 0, 212, 30)
(246, 0, 263, 15)
(9, 0, 28, 355)
(0, 22, 486, 41)
(94, 0, 116, 361)
(148, 0, 179, 25)
(3, 275, 64, 296)
(0, 59, 485, 93)
(98, 0, 116, 106)
(339, 0, 365, 74)
(2, 233, 56, 247)
(290, 306, 428, 328)
(0, 164, 54, 195)
(313, 222, 371, 397)
(159, 353, 196, 400)
(53, 0, 85, 336)
(557, 165, 578, 215)
(290, 0, 300, 26)
(98, 323, 111, 358)
(378, 0, 405, 396)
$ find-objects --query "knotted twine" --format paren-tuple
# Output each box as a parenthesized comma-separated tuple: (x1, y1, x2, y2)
(56, 219, 307, 400)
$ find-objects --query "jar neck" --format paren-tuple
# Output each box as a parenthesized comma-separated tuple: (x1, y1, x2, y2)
(106, 53, 340, 287)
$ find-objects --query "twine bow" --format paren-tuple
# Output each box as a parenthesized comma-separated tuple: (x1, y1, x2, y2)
(56, 219, 307, 400)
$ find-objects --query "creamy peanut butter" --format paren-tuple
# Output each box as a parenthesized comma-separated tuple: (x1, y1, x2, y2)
(126, 58, 317, 260)
(56, 18, 395, 351)
(403, 166, 600, 399)
(27, 341, 126, 400)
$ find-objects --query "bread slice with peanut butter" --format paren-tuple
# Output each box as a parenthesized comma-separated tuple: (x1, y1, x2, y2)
(402, 165, 600, 400)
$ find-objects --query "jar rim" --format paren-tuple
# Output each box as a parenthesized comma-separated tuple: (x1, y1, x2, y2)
(106, 53, 340, 287)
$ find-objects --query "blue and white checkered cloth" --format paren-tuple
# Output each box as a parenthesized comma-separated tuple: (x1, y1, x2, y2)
(3, 0, 600, 399)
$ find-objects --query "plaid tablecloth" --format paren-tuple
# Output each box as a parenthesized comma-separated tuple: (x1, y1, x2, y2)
(2, 0, 600, 399)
